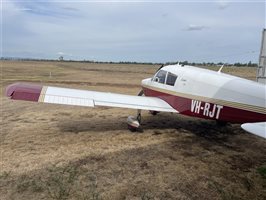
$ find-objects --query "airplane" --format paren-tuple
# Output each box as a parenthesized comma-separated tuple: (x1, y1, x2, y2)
(5, 63, 266, 139)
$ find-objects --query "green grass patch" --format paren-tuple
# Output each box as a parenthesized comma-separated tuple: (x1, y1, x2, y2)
(0, 171, 10, 179)
(257, 167, 266, 179)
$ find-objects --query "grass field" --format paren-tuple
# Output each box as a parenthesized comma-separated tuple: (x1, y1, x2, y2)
(1, 60, 266, 200)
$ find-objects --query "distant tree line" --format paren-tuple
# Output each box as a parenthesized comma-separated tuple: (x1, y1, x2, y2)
(165, 60, 257, 67)
(0, 57, 258, 67)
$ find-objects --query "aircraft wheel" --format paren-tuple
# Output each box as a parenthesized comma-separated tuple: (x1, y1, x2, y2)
(128, 124, 137, 132)
(127, 115, 140, 132)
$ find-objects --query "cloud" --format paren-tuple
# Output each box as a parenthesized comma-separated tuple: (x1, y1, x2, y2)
(57, 52, 73, 57)
(217, 1, 229, 10)
(13, 1, 79, 18)
(17, 8, 33, 12)
(185, 24, 209, 31)
(62, 7, 79, 12)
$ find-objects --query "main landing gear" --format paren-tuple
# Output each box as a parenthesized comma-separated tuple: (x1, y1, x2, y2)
(127, 90, 143, 132)
(127, 111, 141, 132)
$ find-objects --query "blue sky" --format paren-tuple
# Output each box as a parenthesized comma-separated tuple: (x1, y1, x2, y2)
(2, 0, 265, 63)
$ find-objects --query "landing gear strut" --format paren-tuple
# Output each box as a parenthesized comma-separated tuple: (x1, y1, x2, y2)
(127, 90, 143, 132)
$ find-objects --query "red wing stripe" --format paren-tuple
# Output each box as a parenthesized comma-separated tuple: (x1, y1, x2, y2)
(6, 83, 43, 102)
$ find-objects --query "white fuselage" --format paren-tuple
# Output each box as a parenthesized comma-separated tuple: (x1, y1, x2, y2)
(141, 64, 266, 123)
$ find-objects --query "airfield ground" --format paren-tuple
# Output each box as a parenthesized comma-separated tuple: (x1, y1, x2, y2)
(1, 61, 266, 200)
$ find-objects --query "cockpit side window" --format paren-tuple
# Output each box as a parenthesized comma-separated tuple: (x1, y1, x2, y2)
(166, 72, 177, 86)
(153, 70, 167, 84)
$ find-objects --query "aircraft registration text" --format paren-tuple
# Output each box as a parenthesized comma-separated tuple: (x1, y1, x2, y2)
(191, 100, 223, 119)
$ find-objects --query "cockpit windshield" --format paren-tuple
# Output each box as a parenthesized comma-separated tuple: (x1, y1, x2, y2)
(153, 70, 178, 86)
(153, 70, 167, 84)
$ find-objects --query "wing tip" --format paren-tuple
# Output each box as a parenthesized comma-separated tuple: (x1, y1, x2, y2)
(6, 82, 43, 102)
(6, 83, 18, 97)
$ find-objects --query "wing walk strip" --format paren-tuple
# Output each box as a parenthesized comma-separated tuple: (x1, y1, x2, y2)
(143, 85, 266, 115)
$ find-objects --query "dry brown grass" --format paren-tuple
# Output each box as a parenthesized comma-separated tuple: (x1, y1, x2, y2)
(1, 60, 265, 200)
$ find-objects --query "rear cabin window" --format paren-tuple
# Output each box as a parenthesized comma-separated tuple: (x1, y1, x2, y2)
(154, 70, 167, 84)
(166, 72, 177, 86)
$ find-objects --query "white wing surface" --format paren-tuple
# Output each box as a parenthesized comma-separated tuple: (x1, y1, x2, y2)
(241, 122, 266, 139)
(6, 83, 177, 113)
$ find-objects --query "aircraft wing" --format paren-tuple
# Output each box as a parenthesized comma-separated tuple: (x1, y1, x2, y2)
(241, 122, 266, 139)
(6, 83, 177, 113)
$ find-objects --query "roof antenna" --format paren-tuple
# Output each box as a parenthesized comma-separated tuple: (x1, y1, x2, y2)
(218, 64, 225, 73)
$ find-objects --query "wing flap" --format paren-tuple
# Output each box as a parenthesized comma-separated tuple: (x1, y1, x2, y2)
(6, 83, 177, 113)
(241, 122, 266, 139)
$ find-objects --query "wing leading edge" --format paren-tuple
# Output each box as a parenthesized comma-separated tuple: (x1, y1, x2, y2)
(6, 83, 177, 113)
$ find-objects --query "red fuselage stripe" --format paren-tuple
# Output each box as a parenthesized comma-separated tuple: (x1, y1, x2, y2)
(142, 86, 266, 123)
